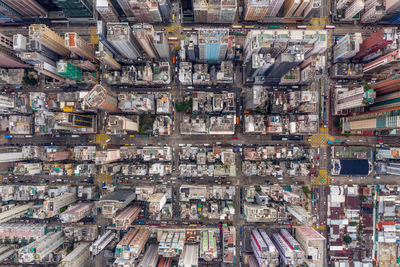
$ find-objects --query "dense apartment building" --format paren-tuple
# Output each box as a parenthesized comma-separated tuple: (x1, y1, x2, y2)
(193, 0, 237, 23)
(84, 84, 120, 112)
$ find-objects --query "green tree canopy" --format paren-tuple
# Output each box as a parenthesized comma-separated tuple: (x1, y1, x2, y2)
(343, 235, 352, 244)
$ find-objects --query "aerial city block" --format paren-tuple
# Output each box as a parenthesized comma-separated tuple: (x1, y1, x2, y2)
(0, 0, 399, 266)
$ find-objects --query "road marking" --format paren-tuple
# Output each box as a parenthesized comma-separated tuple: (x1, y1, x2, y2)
(96, 130, 110, 147)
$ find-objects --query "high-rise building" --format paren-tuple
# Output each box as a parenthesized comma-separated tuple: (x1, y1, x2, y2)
(113, 206, 141, 230)
(59, 202, 94, 223)
(243, 29, 327, 64)
(0, 32, 13, 50)
(0, 33, 24, 67)
(371, 75, 400, 96)
(222, 226, 236, 264)
(108, 115, 139, 134)
(361, 0, 385, 23)
(28, 38, 60, 62)
(284, 0, 301, 17)
(148, 193, 167, 214)
(352, 28, 396, 62)
(333, 33, 362, 63)
(386, 0, 400, 14)
(266, 0, 285, 17)
(84, 84, 120, 112)
(0, 149, 24, 163)
(57, 60, 83, 81)
(198, 28, 229, 63)
(130, 0, 162, 23)
(244, 86, 268, 110)
(115, 0, 135, 17)
(363, 49, 400, 74)
(178, 245, 199, 267)
(18, 231, 65, 263)
(65, 32, 95, 61)
(59, 243, 90, 267)
(107, 22, 142, 60)
(251, 229, 279, 266)
(207, 0, 220, 22)
(0, 46, 29, 68)
(294, 226, 325, 267)
(336, 0, 349, 9)
(96, 0, 120, 22)
(132, 24, 158, 59)
(343, 0, 364, 21)
(193, 0, 207, 23)
(248, 256, 260, 267)
(333, 87, 375, 115)
(96, 43, 121, 70)
(13, 34, 27, 51)
(182, 32, 198, 62)
(29, 24, 70, 57)
(138, 245, 159, 267)
(0, 204, 32, 224)
(342, 106, 400, 134)
(200, 230, 218, 261)
(157, 0, 172, 22)
(51, 0, 93, 18)
(221, 0, 237, 23)
(265, 52, 303, 84)
(0, 223, 46, 242)
(20, 51, 55, 66)
(153, 31, 170, 59)
(116, 229, 150, 259)
(0, 1, 22, 22)
(244, 0, 269, 21)
(158, 231, 185, 257)
(35, 61, 66, 81)
(43, 192, 77, 218)
(303, 0, 320, 21)
(366, 76, 400, 112)
(1, 0, 47, 18)
(246, 53, 274, 81)
(193, 0, 237, 23)
(96, 20, 119, 56)
(91, 230, 116, 256)
(53, 113, 95, 130)
(293, 0, 310, 16)
(95, 189, 136, 217)
(272, 229, 304, 266)
(159, 257, 173, 267)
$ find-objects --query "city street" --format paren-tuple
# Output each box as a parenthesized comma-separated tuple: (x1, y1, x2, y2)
(0, 1, 399, 266)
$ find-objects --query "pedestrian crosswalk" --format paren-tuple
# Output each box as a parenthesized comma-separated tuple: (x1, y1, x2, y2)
(309, 128, 332, 185)
(308, 128, 333, 148)
(165, 26, 183, 50)
(311, 169, 330, 186)
(96, 173, 112, 184)
(96, 130, 110, 147)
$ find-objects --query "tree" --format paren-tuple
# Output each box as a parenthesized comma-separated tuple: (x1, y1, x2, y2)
(256, 107, 268, 114)
(359, 224, 364, 232)
(175, 99, 192, 113)
(363, 84, 371, 91)
(362, 99, 371, 106)
(302, 186, 311, 196)
(22, 70, 38, 86)
(359, 195, 367, 202)
(333, 118, 342, 128)
(349, 221, 358, 226)
(343, 235, 352, 244)
(139, 114, 155, 134)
